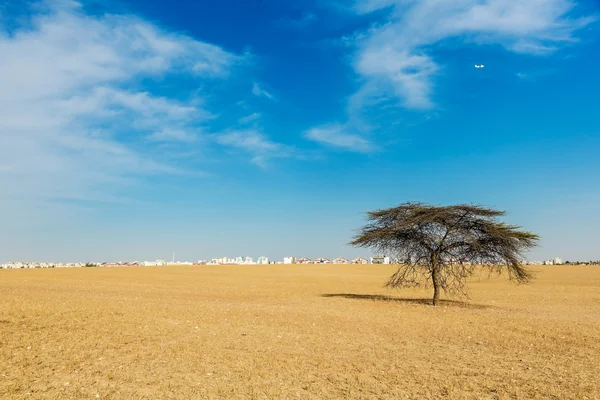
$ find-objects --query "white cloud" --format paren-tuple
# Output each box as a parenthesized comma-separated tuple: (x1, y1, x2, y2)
(515, 68, 558, 82)
(238, 112, 261, 125)
(252, 82, 275, 101)
(355, 47, 438, 109)
(217, 130, 281, 152)
(306, 0, 594, 153)
(0, 1, 242, 209)
(351, 0, 595, 109)
(216, 130, 290, 166)
(148, 129, 199, 143)
(305, 124, 373, 153)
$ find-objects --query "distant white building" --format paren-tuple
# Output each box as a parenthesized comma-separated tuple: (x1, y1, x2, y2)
(524, 260, 542, 265)
(314, 257, 331, 264)
(351, 257, 368, 265)
(257, 256, 269, 264)
(371, 255, 390, 264)
(333, 257, 349, 264)
(142, 259, 167, 266)
(209, 257, 233, 265)
(283, 257, 296, 264)
(543, 258, 563, 265)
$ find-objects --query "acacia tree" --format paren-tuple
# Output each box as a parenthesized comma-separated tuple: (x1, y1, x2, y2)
(350, 203, 539, 306)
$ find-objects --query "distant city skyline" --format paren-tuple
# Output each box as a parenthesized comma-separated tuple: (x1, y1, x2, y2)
(1, 0, 599, 263)
(2, 254, 592, 266)
(5, 255, 595, 269)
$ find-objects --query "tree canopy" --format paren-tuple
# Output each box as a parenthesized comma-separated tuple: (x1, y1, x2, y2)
(350, 202, 539, 305)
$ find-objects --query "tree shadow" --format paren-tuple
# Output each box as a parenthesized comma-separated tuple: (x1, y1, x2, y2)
(321, 293, 493, 309)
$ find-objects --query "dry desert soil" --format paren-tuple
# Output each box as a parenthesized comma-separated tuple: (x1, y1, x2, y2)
(1, 264, 599, 399)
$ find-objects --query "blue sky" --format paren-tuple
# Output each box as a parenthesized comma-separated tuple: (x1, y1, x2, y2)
(1, 0, 599, 263)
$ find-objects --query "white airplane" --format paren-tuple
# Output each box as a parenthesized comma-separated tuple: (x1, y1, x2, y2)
(475, 64, 485, 69)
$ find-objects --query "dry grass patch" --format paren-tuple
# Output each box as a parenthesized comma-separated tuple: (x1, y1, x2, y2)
(1, 265, 599, 399)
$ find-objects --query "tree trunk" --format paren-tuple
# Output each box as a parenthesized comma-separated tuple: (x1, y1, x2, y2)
(432, 262, 441, 306)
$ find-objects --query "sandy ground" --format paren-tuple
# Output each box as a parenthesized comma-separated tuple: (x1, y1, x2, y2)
(1, 264, 599, 399)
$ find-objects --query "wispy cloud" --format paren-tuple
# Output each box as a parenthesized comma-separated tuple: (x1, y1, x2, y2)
(515, 68, 558, 82)
(252, 82, 276, 101)
(306, 0, 595, 152)
(352, 0, 595, 109)
(238, 112, 261, 125)
(148, 129, 200, 143)
(305, 124, 373, 153)
(0, 0, 244, 209)
(516, 72, 529, 80)
(216, 130, 291, 167)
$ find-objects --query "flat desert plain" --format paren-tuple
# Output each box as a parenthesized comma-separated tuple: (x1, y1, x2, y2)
(1, 265, 599, 399)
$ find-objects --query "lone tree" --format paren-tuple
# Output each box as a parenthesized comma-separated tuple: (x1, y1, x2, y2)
(350, 203, 539, 306)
